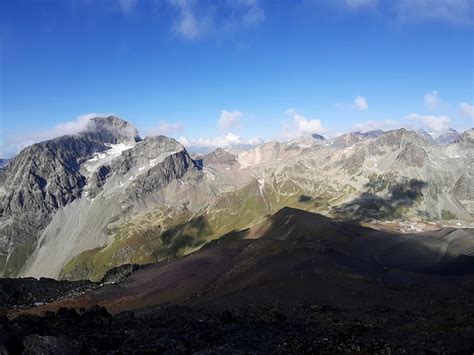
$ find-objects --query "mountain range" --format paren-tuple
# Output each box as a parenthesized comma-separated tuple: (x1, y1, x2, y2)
(0, 116, 474, 279)
(0, 116, 473, 282)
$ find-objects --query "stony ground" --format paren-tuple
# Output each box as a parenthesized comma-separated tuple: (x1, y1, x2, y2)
(0, 277, 98, 312)
(2, 298, 474, 354)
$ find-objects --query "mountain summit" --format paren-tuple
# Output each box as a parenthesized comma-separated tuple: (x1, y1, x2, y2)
(81, 116, 141, 144)
(0, 116, 196, 277)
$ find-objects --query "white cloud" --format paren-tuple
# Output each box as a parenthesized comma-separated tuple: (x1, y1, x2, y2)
(407, 113, 451, 133)
(144, 121, 184, 137)
(354, 96, 368, 111)
(424, 90, 439, 109)
(459, 102, 474, 120)
(218, 110, 242, 130)
(178, 133, 262, 149)
(283, 109, 325, 139)
(168, 0, 265, 39)
(353, 119, 399, 132)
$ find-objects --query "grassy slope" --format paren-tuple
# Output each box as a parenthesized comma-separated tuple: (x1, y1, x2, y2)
(60, 174, 424, 281)
(60, 177, 336, 281)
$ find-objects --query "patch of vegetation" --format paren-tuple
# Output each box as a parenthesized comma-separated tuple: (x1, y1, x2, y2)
(441, 210, 456, 220)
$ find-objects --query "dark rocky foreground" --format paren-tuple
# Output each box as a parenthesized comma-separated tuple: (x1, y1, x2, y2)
(1, 301, 474, 354)
(0, 277, 98, 312)
(1, 281, 474, 354)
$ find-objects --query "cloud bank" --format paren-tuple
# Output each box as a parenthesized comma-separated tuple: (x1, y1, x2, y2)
(407, 113, 451, 133)
(282, 109, 326, 139)
(178, 133, 262, 150)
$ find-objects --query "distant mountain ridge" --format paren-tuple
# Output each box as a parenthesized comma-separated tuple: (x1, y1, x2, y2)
(0, 115, 472, 280)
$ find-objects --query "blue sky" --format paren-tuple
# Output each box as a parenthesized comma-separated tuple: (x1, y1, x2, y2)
(1, 0, 473, 156)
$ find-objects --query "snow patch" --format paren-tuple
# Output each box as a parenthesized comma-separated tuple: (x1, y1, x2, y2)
(83, 143, 135, 173)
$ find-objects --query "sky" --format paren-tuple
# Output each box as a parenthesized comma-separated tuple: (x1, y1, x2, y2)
(0, 0, 473, 157)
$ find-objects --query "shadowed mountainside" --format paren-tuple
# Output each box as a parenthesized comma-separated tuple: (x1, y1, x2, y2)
(331, 178, 427, 220)
(17, 207, 474, 316)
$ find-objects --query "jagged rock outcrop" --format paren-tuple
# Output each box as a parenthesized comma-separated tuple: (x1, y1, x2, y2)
(0, 116, 140, 277)
(436, 128, 461, 145)
(460, 128, 474, 146)
(84, 116, 141, 144)
(197, 148, 239, 167)
(331, 132, 362, 148)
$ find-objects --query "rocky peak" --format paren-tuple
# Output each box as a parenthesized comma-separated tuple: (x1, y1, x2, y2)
(415, 129, 436, 144)
(105, 135, 186, 177)
(331, 133, 361, 148)
(289, 134, 326, 148)
(436, 128, 461, 145)
(375, 128, 423, 147)
(199, 148, 238, 166)
(132, 135, 183, 154)
(81, 116, 141, 144)
(356, 130, 384, 138)
(460, 128, 474, 146)
(331, 130, 383, 148)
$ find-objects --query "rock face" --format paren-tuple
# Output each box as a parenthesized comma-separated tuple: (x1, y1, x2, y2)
(84, 116, 141, 144)
(436, 128, 461, 145)
(197, 148, 239, 167)
(18, 134, 201, 280)
(0, 116, 145, 277)
(460, 128, 474, 145)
